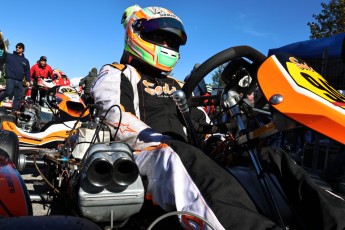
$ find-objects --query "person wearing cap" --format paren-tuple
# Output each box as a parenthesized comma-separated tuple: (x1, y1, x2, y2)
(0, 42, 30, 114)
(79, 67, 98, 105)
(30, 55, 53, 106)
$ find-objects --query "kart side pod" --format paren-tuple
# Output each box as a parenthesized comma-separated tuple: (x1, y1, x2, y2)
(78, 142, 144, 225)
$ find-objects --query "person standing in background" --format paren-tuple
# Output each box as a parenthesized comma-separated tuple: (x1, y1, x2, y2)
(0, 42, 30, 114)
(30, 56, 53, 106)
(79, 67, 97, 105)
(184, 63, 207, 96)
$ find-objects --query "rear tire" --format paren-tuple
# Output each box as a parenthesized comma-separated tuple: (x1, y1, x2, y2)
(0, 130, 19, 168)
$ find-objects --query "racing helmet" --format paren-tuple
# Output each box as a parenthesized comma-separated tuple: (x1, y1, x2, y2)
(53, 69, 68, 80)
(121, 5, 187, 72)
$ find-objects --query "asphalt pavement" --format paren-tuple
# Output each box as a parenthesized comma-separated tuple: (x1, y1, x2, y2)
(21, 168, 71, 216)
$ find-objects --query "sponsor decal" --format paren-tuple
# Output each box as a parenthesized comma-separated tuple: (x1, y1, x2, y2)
(286, 56, 345, 108)
(113, 122, 136, 133)
(142, 80, 177, 96)
(65, 130, 77, 135)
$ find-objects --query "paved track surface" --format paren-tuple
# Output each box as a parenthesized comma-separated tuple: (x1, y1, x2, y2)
(21, 168, 72, 216)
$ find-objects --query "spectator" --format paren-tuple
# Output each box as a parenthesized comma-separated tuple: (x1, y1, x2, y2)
(79, 67, 98, 105)
(30, 56, 53, 106)
(0, 42, 30, 114)
(184, 63, 208, 96)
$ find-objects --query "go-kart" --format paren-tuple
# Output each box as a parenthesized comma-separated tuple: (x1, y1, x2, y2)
(0, 85, 90, 164)
(34, 77, 56, 91)
(26, 69, 72, 103)
(4, 45, 345, 230)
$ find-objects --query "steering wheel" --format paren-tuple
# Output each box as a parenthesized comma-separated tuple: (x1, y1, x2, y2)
(46, 86, 59, 109)
(182, 45, 267, 109)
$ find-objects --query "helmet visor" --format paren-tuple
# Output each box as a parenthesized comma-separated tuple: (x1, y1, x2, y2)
(135, 18, 187, 45)
(141, 29, 184, 51)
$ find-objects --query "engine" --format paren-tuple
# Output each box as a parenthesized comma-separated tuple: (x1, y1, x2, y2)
(71, 142, 144, 226)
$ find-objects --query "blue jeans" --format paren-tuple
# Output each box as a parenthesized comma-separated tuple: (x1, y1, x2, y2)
(0, 78, 24, 111)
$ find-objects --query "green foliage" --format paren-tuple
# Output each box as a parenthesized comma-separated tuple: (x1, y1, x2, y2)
(211, 63, 227, 88)
(307, 0, 345, 39)
(0, 39, 9, 86)
(0, 64, 5, 84)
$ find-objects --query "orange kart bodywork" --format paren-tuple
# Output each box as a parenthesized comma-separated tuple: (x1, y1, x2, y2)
(1, 120, 79, 148)
(54, 86, 90, 120)
(258, 53, 345, 144)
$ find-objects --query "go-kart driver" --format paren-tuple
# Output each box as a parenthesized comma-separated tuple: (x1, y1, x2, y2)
(91, 5, 345, 230)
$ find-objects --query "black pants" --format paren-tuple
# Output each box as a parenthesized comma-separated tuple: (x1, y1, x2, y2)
(168, 140, 345, 230)
(0, 78, 23, 111)
(31, 89, 47, 106)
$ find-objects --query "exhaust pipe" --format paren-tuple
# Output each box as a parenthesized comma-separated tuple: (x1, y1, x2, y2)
(113, 157, 139, 186)
(86, 157, 114, 187)
(82, 142, 139, 188)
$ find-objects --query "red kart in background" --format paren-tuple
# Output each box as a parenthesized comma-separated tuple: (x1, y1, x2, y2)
(25, 69, 72, 99)
(52, 69, 71, 87)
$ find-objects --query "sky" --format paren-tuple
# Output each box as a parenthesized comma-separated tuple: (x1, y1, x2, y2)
(1, 0, 327, 85)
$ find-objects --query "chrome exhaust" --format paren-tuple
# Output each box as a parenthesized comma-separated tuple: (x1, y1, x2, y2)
(82, 142, 139, 188)
(86, 156, 114, 187)
(113, 156, 139, 186)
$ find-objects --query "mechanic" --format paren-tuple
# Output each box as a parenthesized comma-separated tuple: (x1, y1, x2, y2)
(91, 5, 345, 230)
(30, 56, 54, 106)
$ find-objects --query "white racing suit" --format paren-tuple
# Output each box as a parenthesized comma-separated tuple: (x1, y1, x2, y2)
(90, 64, 282, 230)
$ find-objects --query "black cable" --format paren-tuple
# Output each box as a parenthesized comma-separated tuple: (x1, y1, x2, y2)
(102, 104, 122, 140)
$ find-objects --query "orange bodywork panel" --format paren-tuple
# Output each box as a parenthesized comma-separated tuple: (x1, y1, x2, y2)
(2, 121, 74, 146)
(55, 88, 90, 119)
(258, 54, 345, 144)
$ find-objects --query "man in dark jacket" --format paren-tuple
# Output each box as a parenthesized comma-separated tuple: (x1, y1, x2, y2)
(79, 67, 97, 105)
(0, 42, 30, 113)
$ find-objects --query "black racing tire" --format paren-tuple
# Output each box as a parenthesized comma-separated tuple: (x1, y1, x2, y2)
(0, 129, 19, 168)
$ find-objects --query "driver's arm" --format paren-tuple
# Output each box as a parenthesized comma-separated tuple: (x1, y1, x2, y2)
(91, 64, 171, 151)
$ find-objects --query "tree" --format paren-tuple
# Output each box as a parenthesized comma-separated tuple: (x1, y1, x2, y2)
(0, 38, 9, 85)
(211, 63, 227, 88)
(0, 65, 5, 85)
(307, 0, 345, 39)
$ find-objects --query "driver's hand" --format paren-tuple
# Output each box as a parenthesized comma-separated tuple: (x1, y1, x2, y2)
(26, 81, 30, 87)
